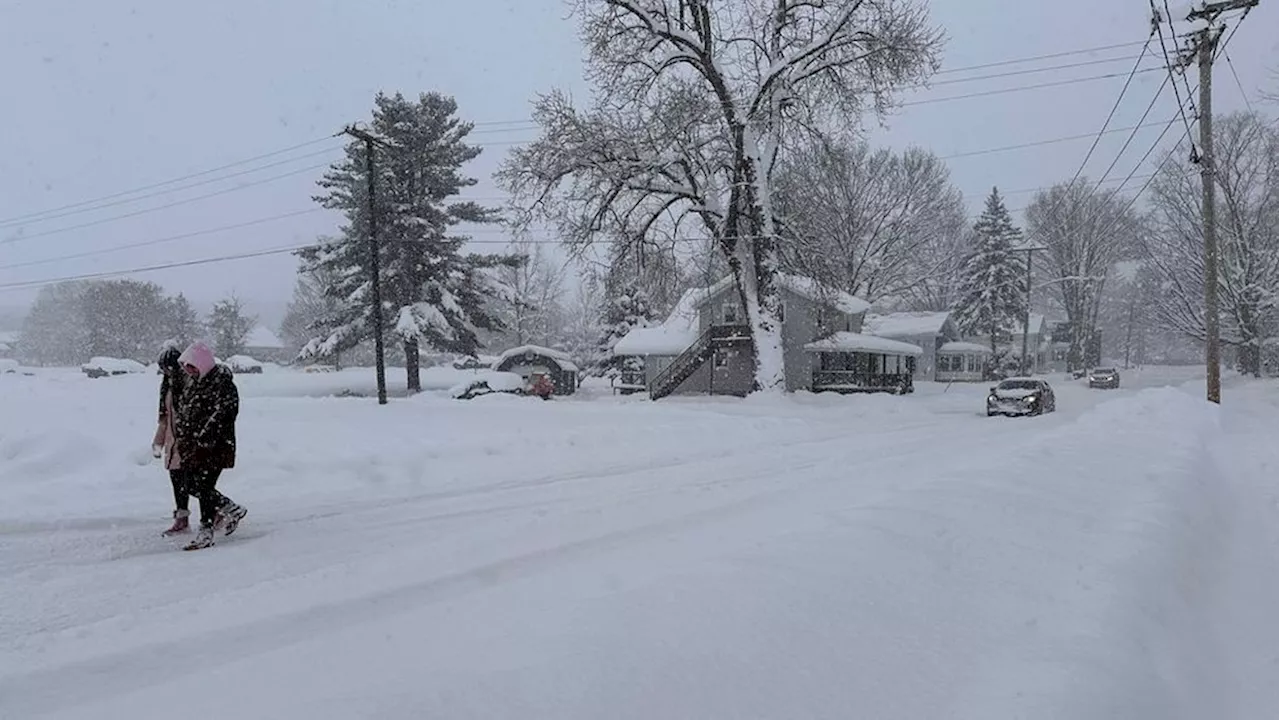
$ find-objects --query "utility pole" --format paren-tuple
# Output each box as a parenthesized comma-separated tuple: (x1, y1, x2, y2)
(1184, 0, 1257, 404)
(341, 124, 389, 405)
(1014, 244, 1045, 376)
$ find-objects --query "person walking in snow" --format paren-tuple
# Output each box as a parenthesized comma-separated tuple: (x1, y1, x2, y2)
(152, 345, 193, 536)
(174, 341, 248, 549)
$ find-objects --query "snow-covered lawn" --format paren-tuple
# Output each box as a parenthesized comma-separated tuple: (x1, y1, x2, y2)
(0, 366, 1274, 719)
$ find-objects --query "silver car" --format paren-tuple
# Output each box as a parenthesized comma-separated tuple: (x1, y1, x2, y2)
(1088, 367, 1120, 389)
(986, 378, 1057, 417)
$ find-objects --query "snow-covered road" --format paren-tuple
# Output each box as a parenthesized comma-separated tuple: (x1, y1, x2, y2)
(1, 368, 1274, 719)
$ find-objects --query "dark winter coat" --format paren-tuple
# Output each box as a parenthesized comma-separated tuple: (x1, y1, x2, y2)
(175, 364, 239, 470)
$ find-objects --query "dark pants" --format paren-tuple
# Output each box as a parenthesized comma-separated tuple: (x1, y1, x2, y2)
(186, 467, 229, 528)
(168, 470, 189, 512)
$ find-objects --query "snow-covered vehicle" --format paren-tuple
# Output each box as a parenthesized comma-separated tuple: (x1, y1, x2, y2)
(0, 358, 19, 374)
(227, 354, 264, 374)
(449, 372, 527, 400)
(452, 354, 498, 371)
(82, 357, 147, 379)
(986, 378, 1056, 417)
(1087, 367, 1120, 389)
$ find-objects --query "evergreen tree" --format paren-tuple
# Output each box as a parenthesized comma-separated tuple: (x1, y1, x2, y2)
(160, 293, 203, 348)
(207, 294, 256, 357)
(280, 264, 345, 365)
(591, 280, 657, 378)
(298, 91, 521, 392)
(952, 188, 1027, 375)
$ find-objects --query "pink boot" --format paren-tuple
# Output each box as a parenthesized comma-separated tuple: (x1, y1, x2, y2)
(162, 509, 191, 536)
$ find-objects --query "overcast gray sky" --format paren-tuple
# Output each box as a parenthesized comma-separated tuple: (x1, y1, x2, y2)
(0, 0, 1274, 325)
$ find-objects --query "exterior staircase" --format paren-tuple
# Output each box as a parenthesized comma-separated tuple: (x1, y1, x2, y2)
(648, 324, 751, 400)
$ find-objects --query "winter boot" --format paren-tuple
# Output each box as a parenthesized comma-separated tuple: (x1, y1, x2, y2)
(162, 509, 190, 536)
(184, 524, 216, 551)
(217, 502, 248, 537)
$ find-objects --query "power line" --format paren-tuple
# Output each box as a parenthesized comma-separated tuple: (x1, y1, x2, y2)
(0, 208, 328, 271)
(0, 244, 317, 292)
(0, 145, 343, 230)
(899, 65, 1164, 107)
(938, 119, 1172, 160)
(916, 54, 1145, 89)
(0, 135, 338, 227)
(0, 162, 335, 246)
(1223, 50, 1255, 111)
(1088, 69, 1173, 194)
(932, 40, 1150, 76)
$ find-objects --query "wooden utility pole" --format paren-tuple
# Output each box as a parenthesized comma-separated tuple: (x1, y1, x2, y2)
(1015, 245, 1045, 376)
(1185, 0, 1258, 404)
(341, 124, 389, 405)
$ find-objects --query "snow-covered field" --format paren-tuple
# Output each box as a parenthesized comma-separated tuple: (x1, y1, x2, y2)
(0, 366, 1274, 719)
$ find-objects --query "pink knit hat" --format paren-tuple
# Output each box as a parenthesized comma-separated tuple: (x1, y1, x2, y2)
(178, 341, 217, 377)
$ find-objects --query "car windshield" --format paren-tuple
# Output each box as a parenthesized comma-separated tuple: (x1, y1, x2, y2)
(998, 380, 1040, 390)
(1094, 368, 1116, 374)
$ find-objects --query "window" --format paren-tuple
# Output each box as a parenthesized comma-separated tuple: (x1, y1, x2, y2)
(714, 349, 729, 368)
(722, 302, 739, 324)
(778, 302, 786, 322)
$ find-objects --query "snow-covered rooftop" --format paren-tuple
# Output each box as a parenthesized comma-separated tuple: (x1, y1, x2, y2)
(939, 341, 994, 354)
(495, 344, 580, 373)
(804, 332, 923, 356)
(613, 287, 703, 357)
(245, 325, 285, 349)
(862, 311, 952, 338)
(695, 274, 869, 316)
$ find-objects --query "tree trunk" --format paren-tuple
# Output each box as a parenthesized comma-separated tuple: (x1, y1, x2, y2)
(404, 337, 420, 394)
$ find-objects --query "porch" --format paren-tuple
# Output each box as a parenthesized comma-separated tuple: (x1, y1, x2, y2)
(937, 341, 993, 382)
(804, 332, 922, 395)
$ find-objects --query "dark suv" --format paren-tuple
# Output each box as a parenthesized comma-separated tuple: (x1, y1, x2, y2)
(1088, 367, 1120, 389)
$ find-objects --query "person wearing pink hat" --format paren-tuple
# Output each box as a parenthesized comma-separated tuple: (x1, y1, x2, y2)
(174, 341, 248, 550)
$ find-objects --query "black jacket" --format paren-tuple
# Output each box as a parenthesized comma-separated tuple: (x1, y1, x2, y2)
(175, 364, 239, 470)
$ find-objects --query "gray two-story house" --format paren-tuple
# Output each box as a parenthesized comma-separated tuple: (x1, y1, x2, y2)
(614, 274, 923, 399)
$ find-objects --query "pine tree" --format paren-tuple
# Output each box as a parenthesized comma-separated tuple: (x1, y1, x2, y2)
(591, 280, 657, 378)
(161, 293, 203, 348)
(19, 281, 91, 365)
(952, 187, 1028, 376)
(207, 294, 256, 357)
(298, 91, 521, 392)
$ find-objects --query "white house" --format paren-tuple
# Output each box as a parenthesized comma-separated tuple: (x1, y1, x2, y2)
(243, 325, 288, 362)
(862, 311, 958, 381)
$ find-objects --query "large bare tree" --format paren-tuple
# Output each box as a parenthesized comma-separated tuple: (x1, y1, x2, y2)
(775, 140, 966, 307)
(1142, 111, 1279, 375)
(1026, 180, 1141, 371)
(500, 0, 941, 392)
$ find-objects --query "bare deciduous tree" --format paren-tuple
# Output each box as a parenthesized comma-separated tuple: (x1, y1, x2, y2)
(500, 0, 941, 392)
(1026, 180, 1141, 371)
(775, 140, 966, 308)
(1142, 111, 1279, 376)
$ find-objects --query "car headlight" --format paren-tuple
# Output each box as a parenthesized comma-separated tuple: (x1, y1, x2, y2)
(987, 394, 997, 403)
(1023, 395, 1038, 404)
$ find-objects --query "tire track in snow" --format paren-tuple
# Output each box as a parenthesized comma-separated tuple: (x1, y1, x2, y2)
(1, 404, 1074, 717)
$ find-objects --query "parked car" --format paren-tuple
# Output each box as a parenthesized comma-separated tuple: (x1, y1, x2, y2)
(227, 354, 264, 374)
(1087, 367, 1120, 389)
(82, 357, 147, 378)
(986, 377, 1056, 417)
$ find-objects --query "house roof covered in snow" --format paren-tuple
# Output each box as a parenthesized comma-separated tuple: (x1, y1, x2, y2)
(939, 341, 994, 354)
(613, 287, 704, 357)
(244, 325, 285, 349)
(0, 330, 19, 345)
(862, 311, 952, 338)
(694, 273, 870, 316)
(804, 332, 923, 356)
(494, 344, 580, 373)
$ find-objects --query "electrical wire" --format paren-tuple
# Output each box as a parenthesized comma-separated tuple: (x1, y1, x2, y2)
(0, 136, 338, 227)
(0, 146, 343, 230)
(0, 162, 336, 246)
(0, 208, 328, 271)
(899, 66, 1164, 107)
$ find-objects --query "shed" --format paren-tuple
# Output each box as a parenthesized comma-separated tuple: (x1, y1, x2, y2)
(493, 345, 579, 396)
